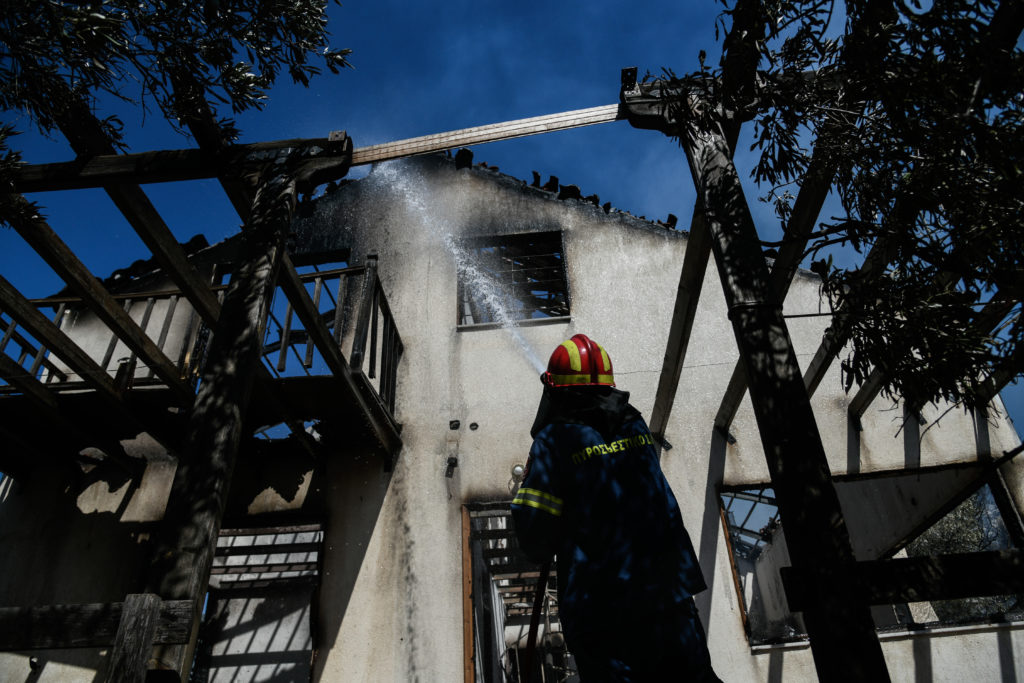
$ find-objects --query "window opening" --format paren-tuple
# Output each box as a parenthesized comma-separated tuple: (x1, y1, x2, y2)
(190, 524, 323, 682)
(900, 483, 1023, 627)
(465, 503, 579, 682)
(457, 232, 569, 327)
(720, 478, 1024, 646)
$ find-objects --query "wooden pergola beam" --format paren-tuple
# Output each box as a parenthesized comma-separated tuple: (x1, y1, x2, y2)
(712, 147, 836, 433)
(782, 548, 1024, 612)
(8, 206, 194, 405)
(0, 597, 191, 651)
(13, 138, 331, 194)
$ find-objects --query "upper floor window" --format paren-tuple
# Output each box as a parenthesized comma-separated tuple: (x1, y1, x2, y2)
(456, 231, 569, 327)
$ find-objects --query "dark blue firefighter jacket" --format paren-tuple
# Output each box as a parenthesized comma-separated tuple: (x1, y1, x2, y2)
(511, 386, 706, 642)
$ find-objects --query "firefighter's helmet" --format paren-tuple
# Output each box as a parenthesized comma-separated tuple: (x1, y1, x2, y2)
(541, 334, 615, 388)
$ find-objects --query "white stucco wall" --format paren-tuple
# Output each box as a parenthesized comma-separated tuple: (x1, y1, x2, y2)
(294, 156, 1023, 682)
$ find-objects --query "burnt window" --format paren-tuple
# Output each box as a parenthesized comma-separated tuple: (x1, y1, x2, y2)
(720, 472, 1024, 646)
(457, 231, 570, 327)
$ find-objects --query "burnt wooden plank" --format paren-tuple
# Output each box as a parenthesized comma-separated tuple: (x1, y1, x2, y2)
(0, 599, 192, 651)
(105, 593, 161, 683)
(782, 549, 1024, 612)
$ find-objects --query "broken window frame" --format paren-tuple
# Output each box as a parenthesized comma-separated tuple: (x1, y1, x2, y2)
(456, 231, 571, 329)
(719, 470, 1024, 647)
(190, 522, 324, 683)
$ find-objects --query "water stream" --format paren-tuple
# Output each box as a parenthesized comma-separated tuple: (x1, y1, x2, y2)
(374, 162, 546, 374)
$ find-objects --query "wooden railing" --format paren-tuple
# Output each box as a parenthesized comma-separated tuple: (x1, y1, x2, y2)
(0, 256, 403, 421)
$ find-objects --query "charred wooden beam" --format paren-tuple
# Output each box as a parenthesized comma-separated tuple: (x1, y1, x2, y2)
(648, 121, 739, 443)
(145, 173, 295, 676)
(105, 593, 162, 683)
(713, 146, 837, 433)
(0, 598, 191, 651)
(781, 549, 1024, 612)
(7, 205, 193, 405)
(621, 63, 890, 679)
(0, 350, 61, 415)
(14, 139, 331, 194)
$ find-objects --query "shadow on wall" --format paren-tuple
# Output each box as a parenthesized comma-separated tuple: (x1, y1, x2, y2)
(694, 428, 728, 635)
(0, 456, 160, 682)
(312, 443, 395, 680)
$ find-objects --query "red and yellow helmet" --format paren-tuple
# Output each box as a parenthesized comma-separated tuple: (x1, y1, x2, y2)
(541, 334, 615, 388)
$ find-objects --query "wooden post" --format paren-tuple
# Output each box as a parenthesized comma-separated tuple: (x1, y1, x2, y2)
(678, 118, 891, 681)
(106, 593, 162, 683)
(144, 171, 297, 678)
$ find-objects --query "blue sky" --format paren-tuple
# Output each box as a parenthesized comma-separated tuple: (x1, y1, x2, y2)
(2, 0, 1020, 437)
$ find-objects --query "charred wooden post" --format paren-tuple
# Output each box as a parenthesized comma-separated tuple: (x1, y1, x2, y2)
(144, 173, 294, 676)
(621, 70, 891, 680)
(142, 137, 353, 679)
(106, 593, 162, 683)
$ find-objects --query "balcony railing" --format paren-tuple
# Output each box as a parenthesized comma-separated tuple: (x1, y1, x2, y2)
(0, 255, 402, 422)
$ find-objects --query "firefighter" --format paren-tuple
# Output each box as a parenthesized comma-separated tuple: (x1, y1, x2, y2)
(511, 334, 720, 682)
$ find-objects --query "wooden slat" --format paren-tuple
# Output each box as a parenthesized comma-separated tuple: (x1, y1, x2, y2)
(9, 209, 193, 404)
(0, 599, 192, 651)
(209, 562, 317, 575)
(214, 542, 320, 557)
(351, 103, 623, 165)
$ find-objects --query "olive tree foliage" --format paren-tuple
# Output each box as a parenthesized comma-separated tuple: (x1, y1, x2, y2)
(661, 0, 1024, 413)
(0, 0, 350, 224)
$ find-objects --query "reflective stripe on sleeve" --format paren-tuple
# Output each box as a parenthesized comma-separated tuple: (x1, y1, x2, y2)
(512, 487, 564, 516)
